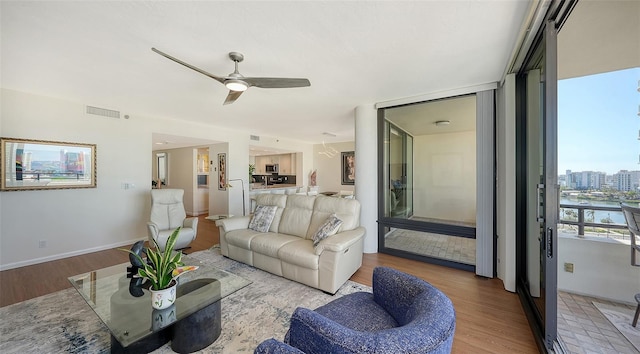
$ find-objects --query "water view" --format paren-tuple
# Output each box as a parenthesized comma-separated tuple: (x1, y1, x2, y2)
(560, 197, 636, 225)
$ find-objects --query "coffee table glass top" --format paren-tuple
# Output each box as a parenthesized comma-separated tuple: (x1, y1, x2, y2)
(68, 254, 251, 347)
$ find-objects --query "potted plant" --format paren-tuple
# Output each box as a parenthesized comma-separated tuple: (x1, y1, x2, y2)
(249, 163, 256, 181)
(123, 227, 196, 309)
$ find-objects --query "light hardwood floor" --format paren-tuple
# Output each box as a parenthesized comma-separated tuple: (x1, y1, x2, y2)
(0, 215, 539, 353)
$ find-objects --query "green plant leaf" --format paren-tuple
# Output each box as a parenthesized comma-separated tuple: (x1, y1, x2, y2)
(119, 226, 186, 290)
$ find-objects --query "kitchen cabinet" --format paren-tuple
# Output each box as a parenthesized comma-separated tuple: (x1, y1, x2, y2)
(253, 153, 299, 175)
(279, 154, 292, 174)
(255, 156, 268, 174)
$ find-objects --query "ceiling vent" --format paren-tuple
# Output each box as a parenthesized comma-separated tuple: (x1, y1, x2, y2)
(250, 135, 260, 141)
(86, 105, 120, 119)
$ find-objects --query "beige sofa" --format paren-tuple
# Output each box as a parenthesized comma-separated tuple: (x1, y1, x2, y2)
(216, 194, 365, 294)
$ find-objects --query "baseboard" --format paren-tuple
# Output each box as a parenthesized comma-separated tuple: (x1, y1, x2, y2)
(187, 210, 208, 217)
(0, 237, 147, 271)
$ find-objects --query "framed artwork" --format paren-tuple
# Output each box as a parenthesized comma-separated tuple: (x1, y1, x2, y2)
(0, 137, 97, 191)
(341, 151, 355, 185)
(218, 153, 227, 190)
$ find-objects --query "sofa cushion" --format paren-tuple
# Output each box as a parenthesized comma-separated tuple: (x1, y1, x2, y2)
(225, 228, 263, 249)
(255, 194, 287, 233)
(312, 214, 342, 248)
(278, 195, 316, 238)
(249, 205, 277, 232)
(278, 239, 319, 270)
(305, 196, 361, 239)
(250, 233, 300, 258)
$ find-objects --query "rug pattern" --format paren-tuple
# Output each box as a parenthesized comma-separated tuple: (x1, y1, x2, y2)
(592, 301, 640, 352)
(0, 249, 371, 353)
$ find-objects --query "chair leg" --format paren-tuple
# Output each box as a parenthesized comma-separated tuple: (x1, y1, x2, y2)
(633, 303, 640, 327)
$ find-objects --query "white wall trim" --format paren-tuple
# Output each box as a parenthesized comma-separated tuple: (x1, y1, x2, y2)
(0, 237, 146, 271)
(375, 83, 498, 109)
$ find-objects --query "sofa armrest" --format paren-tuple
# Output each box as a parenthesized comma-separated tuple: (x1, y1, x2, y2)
(147, 221, 159, 243)
(183, 216, 198, 230)
(216, 216, 251, 232)
(254, 338, 304, 354)
(314, 227, 365, 255)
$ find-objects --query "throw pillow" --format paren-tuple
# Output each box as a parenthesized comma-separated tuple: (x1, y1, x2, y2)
(313, 214, 343, 248)
(249, 205, 278, 232)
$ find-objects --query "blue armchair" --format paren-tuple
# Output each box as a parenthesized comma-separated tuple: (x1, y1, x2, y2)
(255, 266, 456, 354)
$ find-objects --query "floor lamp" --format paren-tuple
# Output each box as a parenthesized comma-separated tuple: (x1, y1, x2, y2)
(228, 178, 246, 216)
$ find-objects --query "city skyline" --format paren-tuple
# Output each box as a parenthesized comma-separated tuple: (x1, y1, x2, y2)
(558, 67, 639, 175)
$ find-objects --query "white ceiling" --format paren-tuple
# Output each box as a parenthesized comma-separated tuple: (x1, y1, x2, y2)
(1, 1, 532, 144)
(558, 0, 640, 80)
(385, 95, 476, 136)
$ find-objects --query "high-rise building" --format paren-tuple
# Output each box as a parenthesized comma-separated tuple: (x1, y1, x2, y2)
(565, 170, 606, 190)
(614, 170, 640, 191)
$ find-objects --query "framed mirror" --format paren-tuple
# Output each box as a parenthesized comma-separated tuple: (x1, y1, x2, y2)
(156, 152, 167, 187)
(1, 137, 97, 191)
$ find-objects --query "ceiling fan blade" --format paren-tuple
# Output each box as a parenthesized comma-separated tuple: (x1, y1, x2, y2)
(243, 77, 310, 88)
(151, 48, 225, 84)
(223, 90, 243, 105)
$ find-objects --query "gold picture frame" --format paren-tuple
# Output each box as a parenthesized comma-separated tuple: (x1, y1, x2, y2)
(1, 137, 97, 191)
(218, 153, 226, 190)
(341, 151, 355, 185)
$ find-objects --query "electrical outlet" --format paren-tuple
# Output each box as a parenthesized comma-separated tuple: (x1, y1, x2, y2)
(564, 262, 574, 273)
(39, 240, 47, 248)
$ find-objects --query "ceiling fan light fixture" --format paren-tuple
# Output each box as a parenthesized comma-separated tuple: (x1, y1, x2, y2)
(225, 79, 248, 92)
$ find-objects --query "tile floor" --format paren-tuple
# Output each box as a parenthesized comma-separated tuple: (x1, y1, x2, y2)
(383, 228, 476, 265)
(558, 291, 639, 354)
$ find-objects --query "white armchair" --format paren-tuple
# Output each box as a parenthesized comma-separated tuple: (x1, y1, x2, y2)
(147, 189, 198, 251)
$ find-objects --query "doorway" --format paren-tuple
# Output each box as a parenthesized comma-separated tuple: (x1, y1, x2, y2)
(377, 92, 495, 275)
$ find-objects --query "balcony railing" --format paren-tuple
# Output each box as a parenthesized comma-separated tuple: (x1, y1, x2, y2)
(558, 203, 631, 241)
(20, 172, 86, 180)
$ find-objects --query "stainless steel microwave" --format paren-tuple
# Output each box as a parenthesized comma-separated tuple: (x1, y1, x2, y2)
(265, 164, 279, 173)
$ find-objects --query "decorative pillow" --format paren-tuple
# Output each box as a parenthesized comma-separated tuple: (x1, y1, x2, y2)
(313, 214, 343, 248)
(249, 205, 278, 232)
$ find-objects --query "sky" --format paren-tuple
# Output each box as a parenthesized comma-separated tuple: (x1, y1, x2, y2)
(24, 144, 87, 161)
(558, 67, 640, 175)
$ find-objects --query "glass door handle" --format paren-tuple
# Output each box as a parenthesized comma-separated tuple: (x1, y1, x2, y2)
(546, 227, 553, 258)
(536, 184, 545, 223)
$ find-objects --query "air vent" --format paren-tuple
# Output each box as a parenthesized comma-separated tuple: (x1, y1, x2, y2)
(250, 135, 260, 141)
(86, 105, 120, 119)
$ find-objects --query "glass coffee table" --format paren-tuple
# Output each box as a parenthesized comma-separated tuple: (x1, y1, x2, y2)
(68, 254, 251, 353)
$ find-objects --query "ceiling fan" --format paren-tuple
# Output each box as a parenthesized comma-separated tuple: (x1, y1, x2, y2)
(151, 48, 311, 105)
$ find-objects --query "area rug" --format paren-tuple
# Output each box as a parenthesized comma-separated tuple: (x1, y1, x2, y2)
(0, 248, 371, 353)
(592, 301, 640, 352)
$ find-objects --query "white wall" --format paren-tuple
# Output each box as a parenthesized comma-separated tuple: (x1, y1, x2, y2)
(355, 104, 378, 253)
(1, 89, 150, 269)
(413, 131, 477, 223)
(0, 88, 314, 269)
(558, 235, 640, 304)
(153, 147, 196, 214)
(312, 141, 355, 193)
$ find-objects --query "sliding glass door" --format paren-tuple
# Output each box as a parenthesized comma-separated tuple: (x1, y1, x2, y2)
(516, 20, 560, 352)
